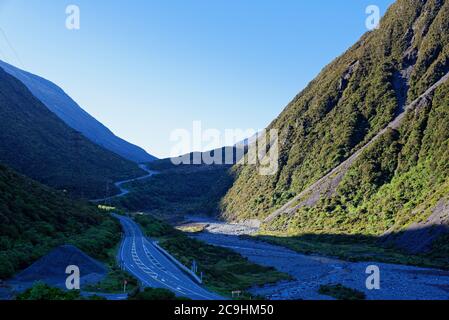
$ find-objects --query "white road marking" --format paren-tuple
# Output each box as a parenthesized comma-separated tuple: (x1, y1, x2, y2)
(116, 216, 218, 300)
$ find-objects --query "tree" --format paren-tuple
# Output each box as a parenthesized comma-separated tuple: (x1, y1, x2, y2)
(16, 282, 81, 300)
(128, 287, 182, 301)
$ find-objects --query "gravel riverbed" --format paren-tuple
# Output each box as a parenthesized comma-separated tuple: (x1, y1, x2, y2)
(183, 218, 449, 300)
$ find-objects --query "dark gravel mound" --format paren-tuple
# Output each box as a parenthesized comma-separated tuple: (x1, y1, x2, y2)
(11, 245, 107, 288)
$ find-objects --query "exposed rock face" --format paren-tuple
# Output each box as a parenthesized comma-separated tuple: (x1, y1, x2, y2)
(383, 198, 449, 254)
(264, 71, 449, 224)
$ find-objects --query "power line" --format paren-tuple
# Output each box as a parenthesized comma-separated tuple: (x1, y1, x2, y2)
(0, 26, 23, 67)
(0, 43, 6, 60)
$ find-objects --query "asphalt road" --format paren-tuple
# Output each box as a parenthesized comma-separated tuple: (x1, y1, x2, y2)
(114, 214, 223, 300)
(92, 164, 157, 203)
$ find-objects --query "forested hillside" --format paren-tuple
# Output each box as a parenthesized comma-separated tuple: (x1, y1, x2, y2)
(0, 164, 120, 279)
(222, 0, 449, 252)
(112, 152, 235, 219)
(0, 67, 144, 199)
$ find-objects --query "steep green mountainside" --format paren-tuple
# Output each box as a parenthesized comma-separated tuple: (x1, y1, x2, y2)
(0, 67, 144, 198)
(222, 0, 449, 245)
(0, 164, 120, 279)
(265, 81, 449, 260)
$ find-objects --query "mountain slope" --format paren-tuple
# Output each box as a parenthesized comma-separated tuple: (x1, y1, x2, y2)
(0, 163, 120, 279)
(110, 147, 243, 218)
(0, 60, 156, 163)
(0, 67, 144, 198)
(222, 0, 449, 251)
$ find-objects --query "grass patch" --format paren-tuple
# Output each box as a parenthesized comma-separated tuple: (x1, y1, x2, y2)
(83, 238, 138, 294)
(16, 282, 106, 301)
(128, 287, 189, 301)
(176, 223, 208, 234)
(318, 284, 366, 300)
(84, 266, 138, 294)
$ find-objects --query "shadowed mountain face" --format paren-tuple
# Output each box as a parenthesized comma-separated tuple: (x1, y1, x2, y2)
(0, 67, 144, 198)
(0, 60, 156, 163)
(221, 0, 449, 252)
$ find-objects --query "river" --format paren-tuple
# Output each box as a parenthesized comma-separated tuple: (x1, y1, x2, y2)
(180, 217, 449, 300)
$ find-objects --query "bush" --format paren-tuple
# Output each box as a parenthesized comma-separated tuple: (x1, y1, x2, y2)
(128, 287, 183, 301)
(0, 256, 14, 279)
(318, 284, 366, 300)
(16, 282, 82, 300)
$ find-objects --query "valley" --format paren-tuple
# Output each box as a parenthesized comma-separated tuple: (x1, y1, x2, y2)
(1, 0, 448, 303)
(91, 164, 158, 203)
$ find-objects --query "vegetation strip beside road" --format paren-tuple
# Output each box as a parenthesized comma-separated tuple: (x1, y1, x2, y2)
(134, 214, 291, 298)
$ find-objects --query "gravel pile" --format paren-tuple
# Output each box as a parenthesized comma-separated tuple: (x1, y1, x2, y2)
(8, 245, 107, 293)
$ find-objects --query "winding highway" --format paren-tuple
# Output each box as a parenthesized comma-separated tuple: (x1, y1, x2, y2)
(114, 214, 223, 300)
(92, 164, 158, 203)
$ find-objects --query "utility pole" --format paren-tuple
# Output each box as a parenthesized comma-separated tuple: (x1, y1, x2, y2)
(123, 279, 128, 293)
(191, 260, 198, 274)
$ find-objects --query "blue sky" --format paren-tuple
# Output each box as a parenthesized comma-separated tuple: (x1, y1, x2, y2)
(0, 0, 394, 158)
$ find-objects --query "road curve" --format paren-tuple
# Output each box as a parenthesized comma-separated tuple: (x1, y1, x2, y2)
(114, 214, 223, 300)
(92, 164, 157, 203)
